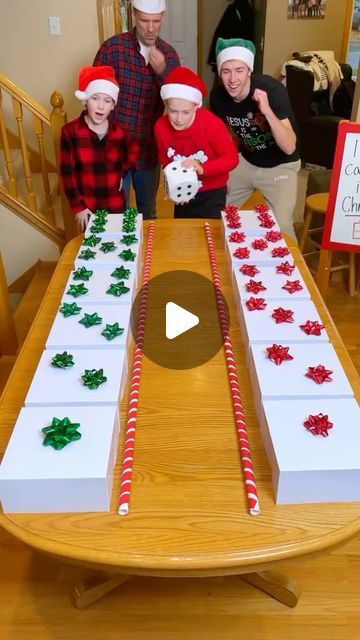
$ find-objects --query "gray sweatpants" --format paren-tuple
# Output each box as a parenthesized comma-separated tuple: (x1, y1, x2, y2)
(226, 154, 301, 240)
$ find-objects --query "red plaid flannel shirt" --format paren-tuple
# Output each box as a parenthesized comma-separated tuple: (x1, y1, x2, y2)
(93, 29, 180, 169)
(60, 113, 138, 214)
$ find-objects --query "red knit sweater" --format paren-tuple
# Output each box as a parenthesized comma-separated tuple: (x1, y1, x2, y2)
(154, 108, 238, 192)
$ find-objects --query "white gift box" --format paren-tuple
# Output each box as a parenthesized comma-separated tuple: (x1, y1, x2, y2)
(25, 348, 128, 407)
(249, 342, 354, 422)
(76, 236, 141, 273)
(237, 298, 329, 352)
(260, 397, 360, 504)
(163, 160, 200, 203)
(61, 268, 136, 307)
(232, 264, 310, 302)
(46, 303, 132, 351)
(85, 213, 143, 240)
(221, 209, 280, 240)
(0, 404, 120, 513)
(74, 242, 142, 286)
(225, 236, 291, 270)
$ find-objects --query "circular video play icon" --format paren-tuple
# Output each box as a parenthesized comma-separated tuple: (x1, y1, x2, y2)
(130, 270, 230, 370)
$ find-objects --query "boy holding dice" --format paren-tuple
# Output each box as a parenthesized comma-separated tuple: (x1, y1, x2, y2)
(154, 66, 238, 218)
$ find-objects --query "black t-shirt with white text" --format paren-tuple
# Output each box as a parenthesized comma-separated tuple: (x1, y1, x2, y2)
(210, 74, 299, 168)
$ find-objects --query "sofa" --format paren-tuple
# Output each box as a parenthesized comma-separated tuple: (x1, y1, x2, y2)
(285, 63, 355, 169)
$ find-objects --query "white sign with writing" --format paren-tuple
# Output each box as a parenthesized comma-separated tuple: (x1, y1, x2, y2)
(330, 132, 360, 247)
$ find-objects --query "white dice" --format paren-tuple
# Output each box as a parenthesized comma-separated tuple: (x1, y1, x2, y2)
(163, 160, 200, 203)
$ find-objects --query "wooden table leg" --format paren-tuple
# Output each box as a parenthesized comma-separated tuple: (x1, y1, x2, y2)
(73, 572, 131, 608)
(316, 249, 332, 299)
(241, 570, 301, 608)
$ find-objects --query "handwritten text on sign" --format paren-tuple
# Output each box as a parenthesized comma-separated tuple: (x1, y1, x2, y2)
(330, 131, 360, 247)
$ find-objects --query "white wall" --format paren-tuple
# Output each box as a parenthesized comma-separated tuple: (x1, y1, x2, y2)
(1, 0, 99, 121)
(264, 0, 348, 77)
(0, 1, 98, 282)
(0, 205, 59, 285)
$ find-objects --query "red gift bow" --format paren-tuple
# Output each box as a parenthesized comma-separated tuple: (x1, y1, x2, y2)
(252, 238, 268, 251)
(254, 203, 269, 214)
(272, 246, 290, 257)
(224, 204, 239, 218)
(226, 213, 241, 229)
(234, 246, 250, 259)
(258, 213, 275, 228)
(239, 264, 260, 276)
(246, 297, 267, 311)
(266, 343, 294, 365)
(265, 230, 283, 243)
(299, 320, 325, 335)
(282, 279, 304, 294)
(245, 279, 267, 294)
(229, 231, 246, 243)
(276, 261, 296, 275)
(305, 364, 333, 384)
(272, 307, 294, 323)
(304, 413, 333, 437)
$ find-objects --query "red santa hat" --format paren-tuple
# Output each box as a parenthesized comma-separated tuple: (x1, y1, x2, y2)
(160, 67, 207, 106)
(132, 0, 166, 12)
(74, 65, 119, 103)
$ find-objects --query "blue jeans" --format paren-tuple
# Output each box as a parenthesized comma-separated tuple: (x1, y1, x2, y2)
(123, 165, 160, 220)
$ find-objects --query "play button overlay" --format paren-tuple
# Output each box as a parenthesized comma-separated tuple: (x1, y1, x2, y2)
(130, 270, 230, 370)
(166, 302, 199, 340)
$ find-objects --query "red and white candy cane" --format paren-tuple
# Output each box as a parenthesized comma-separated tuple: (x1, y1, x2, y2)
(118, 222, 155, 515)
(204, 223, 260, 516)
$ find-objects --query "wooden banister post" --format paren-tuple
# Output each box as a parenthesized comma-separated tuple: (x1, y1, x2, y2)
(0, 254, 18, 355)
(50, 91, 77, 242)
(50, 91, 66, 173)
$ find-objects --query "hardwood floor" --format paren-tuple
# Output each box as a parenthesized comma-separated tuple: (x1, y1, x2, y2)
(0, 191, 360, 638)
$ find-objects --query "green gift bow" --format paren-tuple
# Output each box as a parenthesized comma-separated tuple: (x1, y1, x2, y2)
(122, 221, 136, 233)
(78, 248, 96, 261)
(106, 282, 130, 297)
(119, 248, 136, 262)
(81, 368, 107, 389)
(90, 222, 105, 233)
(42, 417, 81, 450)
(72, 266, 93, 281)
(94, 208, 109, 219)
(78, 312, 102, 328)
(51, 351, 75, 369)
(121, 234, 138, 246)
(83, 234, 101, 247)
(100, 241, 116, 253)
(101, 322, 125, 341)
(59, 302, 82, 317)
(111, 266, 131, 280)
(66, 283, 89, 298)
(123, 207, 138, 216)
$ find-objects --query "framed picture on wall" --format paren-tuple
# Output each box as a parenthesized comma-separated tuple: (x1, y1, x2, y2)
(287, 0, 327, 19)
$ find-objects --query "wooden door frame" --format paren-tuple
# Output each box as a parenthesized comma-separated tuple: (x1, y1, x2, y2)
(340, 0, 355, 62)
(197, 0, 203, 75)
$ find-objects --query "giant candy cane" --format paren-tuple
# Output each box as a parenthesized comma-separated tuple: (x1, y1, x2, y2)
(118, 222, 155, 515)
(204, 223, 260, 515)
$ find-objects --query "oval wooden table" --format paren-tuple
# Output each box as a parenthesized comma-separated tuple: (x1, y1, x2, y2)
(1, 219, 360, 608)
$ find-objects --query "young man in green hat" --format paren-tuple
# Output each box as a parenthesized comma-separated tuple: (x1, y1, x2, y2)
(210, 38, 300, 240)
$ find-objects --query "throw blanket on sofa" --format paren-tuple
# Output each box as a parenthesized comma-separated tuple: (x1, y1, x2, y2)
(282, 50, 343, 107)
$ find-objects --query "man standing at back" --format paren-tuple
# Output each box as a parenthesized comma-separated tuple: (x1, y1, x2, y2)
(94, 0, 180, 219)
(210, 38, 300, 240)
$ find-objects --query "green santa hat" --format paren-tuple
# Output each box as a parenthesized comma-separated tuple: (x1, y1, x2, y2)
(216, 38, 256, 74)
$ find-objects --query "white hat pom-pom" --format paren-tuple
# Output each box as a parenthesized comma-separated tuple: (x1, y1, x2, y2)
(74, 89, 87, 101)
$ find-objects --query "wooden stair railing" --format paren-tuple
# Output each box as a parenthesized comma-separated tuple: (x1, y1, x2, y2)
(0, 253, 18, 356)
(0, 75, 77, 248)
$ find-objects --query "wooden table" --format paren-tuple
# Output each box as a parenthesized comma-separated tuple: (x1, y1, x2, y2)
(1, 219, 360, 608)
